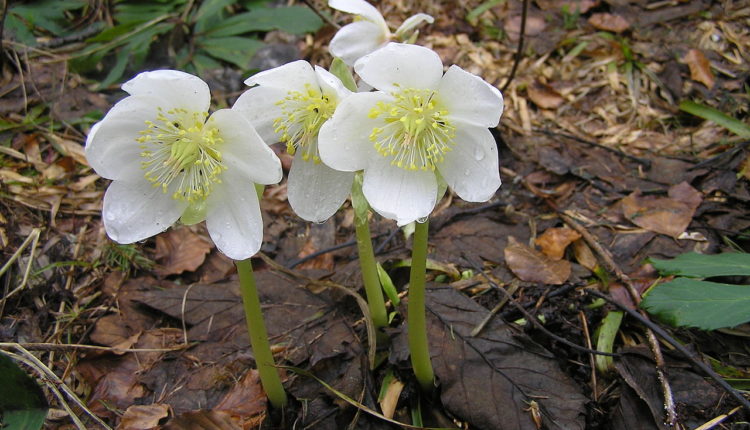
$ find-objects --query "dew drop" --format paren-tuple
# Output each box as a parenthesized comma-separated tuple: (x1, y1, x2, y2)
(417, 216, 428, 223)
(473, 148, 485, 161)
(463, 169, 471, 176)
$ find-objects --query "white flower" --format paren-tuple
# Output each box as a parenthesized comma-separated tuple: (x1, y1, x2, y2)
(233, 61, 354, 223)
(85, 70, 282, 260)
(318, 43, 504, 225)
(328, 0, 433, 66)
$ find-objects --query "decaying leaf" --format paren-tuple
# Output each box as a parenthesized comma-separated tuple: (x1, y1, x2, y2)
(588, 13, 630, 33)
(505, 236, 571, 284)
(162, 410, 241, 430)
(527, 81, 565, 110)
(682, 49, 714, 89)
(214, 370, 266, 420)
(424, 286, 587, 429)
(573, 239, 598, 272)
(621, 182, 702, 238)
(118, 404, 170, 430)
(154, 227, 213, 276)
(535, 227, 581, 260)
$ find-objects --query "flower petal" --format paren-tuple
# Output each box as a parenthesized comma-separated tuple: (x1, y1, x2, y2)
(394, 13, 434, 39)
(328, 0, 387, 28)
(439, 65, 504, 128)
(243, 60, 316, 94)
(288, 151, 354, 223)
(354, 43, 443, 93)
(437, 125, 501, 202)
(205, 169, 265, 260)
(102, 179, 186, 244)
(121, 70, 210, 114)
(85, 95, 163, 180)
(363, 156, 437, 225)
(329, 21, 388, 66)
(318, 92, 391, 171)
(209, 109, 282, 185)
(314, 66, 352, 101)
(232, 85, 288, 143)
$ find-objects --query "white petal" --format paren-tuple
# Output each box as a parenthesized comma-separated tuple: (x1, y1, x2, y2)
(121, 70, 210, 114)
(243, 60, 316, 94)
(209, 109, 282, 185)
(329, 21, 388, 66)
(394, 13, 434, 39)
(328, 0, 387, 28)
(314, 66, 352, 101)
(205, 169, 264, 260)
(288, 151, 354, 223)
(437, 125, 501, 202)
(363, 157, 437, 225)
(102, 179, 186, 243)
(85, 95, 163, 180)
(318, 92, 391, 171)
(232, 85, 288, 143)
(438, 65, 504, 128)
(354, 43, 444, 93)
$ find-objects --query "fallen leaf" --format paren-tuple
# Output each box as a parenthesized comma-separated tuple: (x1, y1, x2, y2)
(154, 227, 213, 276)
(527, 81, 565, 109)
(588, 13, 630, 33)
(118, 404, 170, 430)
(432, 216, 530, 265)
(505, 236, 571, 284)
(683, 49, 714, 89)
(214, 370, 266, 418)
(162, 410, 241, 430)
(505, 14, 547, 40)
(535, 227, 581, 260)
(620, 182, 701, 238)
(422, 286, 587, 429)
(573, 239, 598, 271)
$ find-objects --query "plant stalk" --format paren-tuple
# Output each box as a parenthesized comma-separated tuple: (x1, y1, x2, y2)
(408, 220, 434, 392)
(236, 259, 288, 408)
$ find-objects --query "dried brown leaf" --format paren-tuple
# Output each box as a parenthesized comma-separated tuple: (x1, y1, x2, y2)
(154, 227, 213, 276)
(214, 370, 266, 418)
(683, 49, 714, 89)
(573, 239, 598, 272)
(527, 81, 565, 110)
(588, 13, 630, 33)
(118, 404, 170, 430)
(535, 227, 581, 260)
(621, 182, 701, 238)
(505, 236, 570, 284)
(162, 410, 241, 430)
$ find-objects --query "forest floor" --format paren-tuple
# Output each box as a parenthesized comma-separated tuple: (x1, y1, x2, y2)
(1, 0, 749, 429)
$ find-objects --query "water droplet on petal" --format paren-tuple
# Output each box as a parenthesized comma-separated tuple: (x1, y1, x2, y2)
(473, 147, 485, 161)
(463, 169, 471, 176)
(417, 216, 428, 223)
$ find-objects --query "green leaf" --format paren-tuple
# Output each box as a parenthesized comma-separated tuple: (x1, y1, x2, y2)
(650, 252, 750, 278)
(640, 278, 750, 330)
(329, 58, 357, 92)
(376, 263, 400, 306)
(3, 14, 37, 46)
(9, 0, 85, 36)
(204, 5, 323, 37)
(198, 36, 264, 69)
(114, 1, 185, 25)
(466, 0, 505, 25)
(680, 100, 750, 138)
(594, 311, 623, 374)
(0, 352, 48, 430)
(193, 0, 235, 33)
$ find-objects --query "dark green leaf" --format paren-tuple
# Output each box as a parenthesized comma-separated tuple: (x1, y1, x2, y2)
(650, 252, 750, 278)
(3, 14, 37, 46)
(193, 0, 235, 33)
(198, 36, 264, 69)
(204, 5, 323, 37)
(641, 278, 750, 330)
(0, 352, 48, 430)
(114, 1, 184, 25)
(10, 0, 85, 36)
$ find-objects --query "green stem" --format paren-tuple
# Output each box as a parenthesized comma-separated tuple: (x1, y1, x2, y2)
(408, 219, 434, 392)
(353, 205, 389, 329)
(236, 259, 288, 408)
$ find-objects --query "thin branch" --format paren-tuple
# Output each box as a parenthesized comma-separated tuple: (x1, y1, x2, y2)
(500, 0, 529, 92)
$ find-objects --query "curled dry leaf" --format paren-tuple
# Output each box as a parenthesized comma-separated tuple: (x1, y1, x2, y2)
(682, 49, 714, 89)
(118, 404, 170, 430)
(214, 370, 267, 419)
(535, 227, 581, 260)
(505, 236, 571, 285)
(588, 13, 630, 33)
(620, 182, 702, 239)
(527, 81, 565, 110)
(573, 239, 598, 272)
(154, 226, 213, 276)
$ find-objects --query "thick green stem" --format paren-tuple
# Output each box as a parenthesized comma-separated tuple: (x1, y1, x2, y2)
(353, 211, 389, 329)
(236, 259, 288, 408)
(408, 220, 434, 392)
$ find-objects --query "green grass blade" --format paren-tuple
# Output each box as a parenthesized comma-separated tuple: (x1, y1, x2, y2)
(680, 100, 750, 138)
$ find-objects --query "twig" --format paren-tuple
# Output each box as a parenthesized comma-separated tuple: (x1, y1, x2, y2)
(287, 231, 388, 269)
(578, 311, 598, 402)
(535, 128, 653, 168)
(585, 289, 750, 413)
(464, 257, 619, 357)
(0, 342, 190, 353)
(559, 211, 678, 425)
(500, 0, 528, 92)
(0, 227, 41, 309)
(299, 0, 339, 29)
(471, 279, 519, 337)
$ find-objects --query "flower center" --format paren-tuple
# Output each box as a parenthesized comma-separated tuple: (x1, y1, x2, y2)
(368, 88, 455, 171)
(137, 107, 225, 203)
(273, 84, 336, 163)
